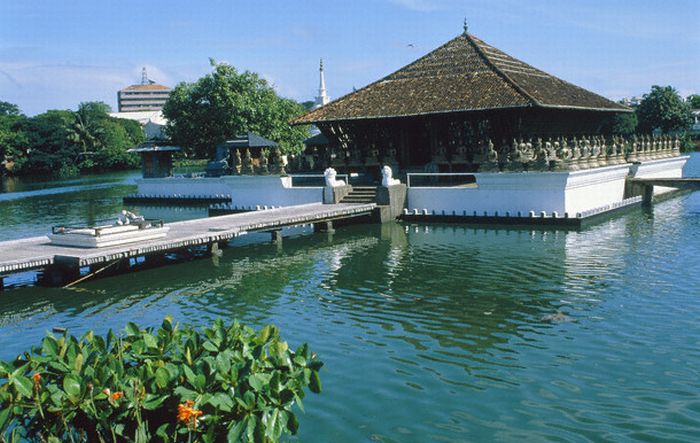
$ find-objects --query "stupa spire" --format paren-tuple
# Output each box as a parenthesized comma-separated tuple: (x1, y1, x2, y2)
(315, 58, 330, 108)
(141, 66, 148, 85)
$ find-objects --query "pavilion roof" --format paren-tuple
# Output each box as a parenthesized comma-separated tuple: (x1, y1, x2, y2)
(292, 32, 630, 125)
(226, 132, 278, 149)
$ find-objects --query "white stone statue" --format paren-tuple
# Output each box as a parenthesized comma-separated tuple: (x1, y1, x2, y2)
(324, 167, 345, 187)
(381, 165, 400, 187)
(116, 210, 144, 226)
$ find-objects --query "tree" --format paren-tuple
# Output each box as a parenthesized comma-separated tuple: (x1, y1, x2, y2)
(21, 110, 81, 176)
(687, 94, 700, 109)
(163, 60, 310, 158)
(601, 112, 638, 136)
(636, 86, 693, 133)
(93, 119, 141, 170)
(0, 100, 21, 117)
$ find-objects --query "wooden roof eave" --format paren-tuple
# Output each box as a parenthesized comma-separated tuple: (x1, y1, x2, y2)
(293, 100, 631, 126)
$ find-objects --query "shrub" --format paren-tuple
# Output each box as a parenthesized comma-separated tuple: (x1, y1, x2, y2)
(0, 317, 322, 442)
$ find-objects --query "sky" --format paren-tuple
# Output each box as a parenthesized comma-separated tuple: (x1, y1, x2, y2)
(1, 0, 698, 116)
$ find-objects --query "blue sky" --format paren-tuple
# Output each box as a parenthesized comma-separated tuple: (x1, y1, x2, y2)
(1, 0, 698, 116)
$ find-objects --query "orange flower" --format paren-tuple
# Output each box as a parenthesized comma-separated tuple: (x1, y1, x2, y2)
(177, 400, 204, 430)
(110, 391, 124, 401)
(32, 373, 41, 390)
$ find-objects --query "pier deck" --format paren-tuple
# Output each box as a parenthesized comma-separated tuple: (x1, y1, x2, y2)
(0, 203, 376, 278)
(627, 177, 700, 205)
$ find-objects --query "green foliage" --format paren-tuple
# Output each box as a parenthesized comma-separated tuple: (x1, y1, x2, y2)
(636, 86, 693, 133)
(0, 317, 322, 443)
(0, 101, 21, 117)
(163, 60, 310, 159)
(686, 94, 700, 109)
(21, 110, 80, 176)
(0, 113, 29, 171)
(601, 112, 638, 136)
(0, 101, 142, 177)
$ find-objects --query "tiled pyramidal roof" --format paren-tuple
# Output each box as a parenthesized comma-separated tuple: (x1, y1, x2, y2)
(293, 33, 630, 124)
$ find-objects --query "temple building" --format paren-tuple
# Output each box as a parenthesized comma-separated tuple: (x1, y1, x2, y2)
(292, 26, 632, 173)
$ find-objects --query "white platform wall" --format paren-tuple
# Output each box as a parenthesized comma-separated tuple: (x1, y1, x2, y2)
(407, 157, 689, 217)
(136, 176, 324, 207)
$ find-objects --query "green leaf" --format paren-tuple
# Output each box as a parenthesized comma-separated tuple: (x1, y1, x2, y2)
(143, 333, 158, 350)
(228, 419, 246, 442)
(183, 365, 197, 387)
(0, 404, 12, 430)
(248, 373, 271, 392)
(63, 374, 81, 398)
(42, 336, 59, 357)
(174, 385, 197, 400)
(161, 316, 173, 332)
(155, 367, 170, 389)
(125, 322, 140, 337)
(287, 412, 299, 435)
(309, 370, 322, 394)
(209, 392, 234, 412)
(202, 341, 218, 352)
(142, 394, 167, 410)
(265, 409, 279, 440)
(257, 325, 274, 344)
(156, 423, 171, 441)
(12, 375, 33, 398)
(74, 353, 84, 372)
(195, 373, 206, 391)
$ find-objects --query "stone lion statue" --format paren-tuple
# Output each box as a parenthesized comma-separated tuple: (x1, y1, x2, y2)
(381, 165, 400, 187)
(324, 167, 345, 187)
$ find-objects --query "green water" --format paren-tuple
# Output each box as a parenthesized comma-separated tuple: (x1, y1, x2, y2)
(1, 157, 700, 441)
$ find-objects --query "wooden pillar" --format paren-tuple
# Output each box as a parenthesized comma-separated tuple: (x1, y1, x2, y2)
(145, 253, 168, 267)
(642, 184, 654, 207)
(314, 221, 335, 234)
(270, 230, 283, 245)
(39, 263, 80, 287)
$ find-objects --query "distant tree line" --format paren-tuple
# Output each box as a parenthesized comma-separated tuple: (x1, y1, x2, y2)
(604, 85, 698, 151)
(0, 101, 144, 177)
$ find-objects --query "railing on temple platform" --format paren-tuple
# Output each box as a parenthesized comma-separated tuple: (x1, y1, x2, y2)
(288, 173, 349, 187)
(406, 173, 477, 188)
(327, 134, 683, 175)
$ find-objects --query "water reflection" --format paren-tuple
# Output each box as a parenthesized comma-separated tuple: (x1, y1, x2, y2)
(0, 155, 699, 442)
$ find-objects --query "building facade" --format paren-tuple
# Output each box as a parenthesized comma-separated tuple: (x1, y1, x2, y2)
(117, 67, 171, 112)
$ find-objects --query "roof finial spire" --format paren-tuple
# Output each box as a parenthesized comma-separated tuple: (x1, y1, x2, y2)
(463, 17, 468, 35)
(141, 66, 148, 85)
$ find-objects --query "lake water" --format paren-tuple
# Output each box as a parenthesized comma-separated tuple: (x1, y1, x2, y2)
(1, 156, 699, 442)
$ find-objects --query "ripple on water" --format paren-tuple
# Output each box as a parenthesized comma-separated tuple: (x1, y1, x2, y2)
(2, 156, 700, 442)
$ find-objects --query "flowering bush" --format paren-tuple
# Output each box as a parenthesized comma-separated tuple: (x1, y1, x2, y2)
(0, 317, 322, 442)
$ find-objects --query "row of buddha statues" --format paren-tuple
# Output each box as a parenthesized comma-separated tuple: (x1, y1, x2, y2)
(319, 134, 682, 173)
(209, 134, 682, 176)
(468, 134, 682, 172)
(223, 147, 286, 175)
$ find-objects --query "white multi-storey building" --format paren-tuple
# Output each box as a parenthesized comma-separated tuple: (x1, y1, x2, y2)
(117, 67, 171, 112)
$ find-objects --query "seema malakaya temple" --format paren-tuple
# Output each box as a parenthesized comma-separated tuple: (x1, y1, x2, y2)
(132, 26, 689, 227)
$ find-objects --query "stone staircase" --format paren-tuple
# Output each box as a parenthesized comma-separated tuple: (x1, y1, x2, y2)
(340, 186, 377, 204)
